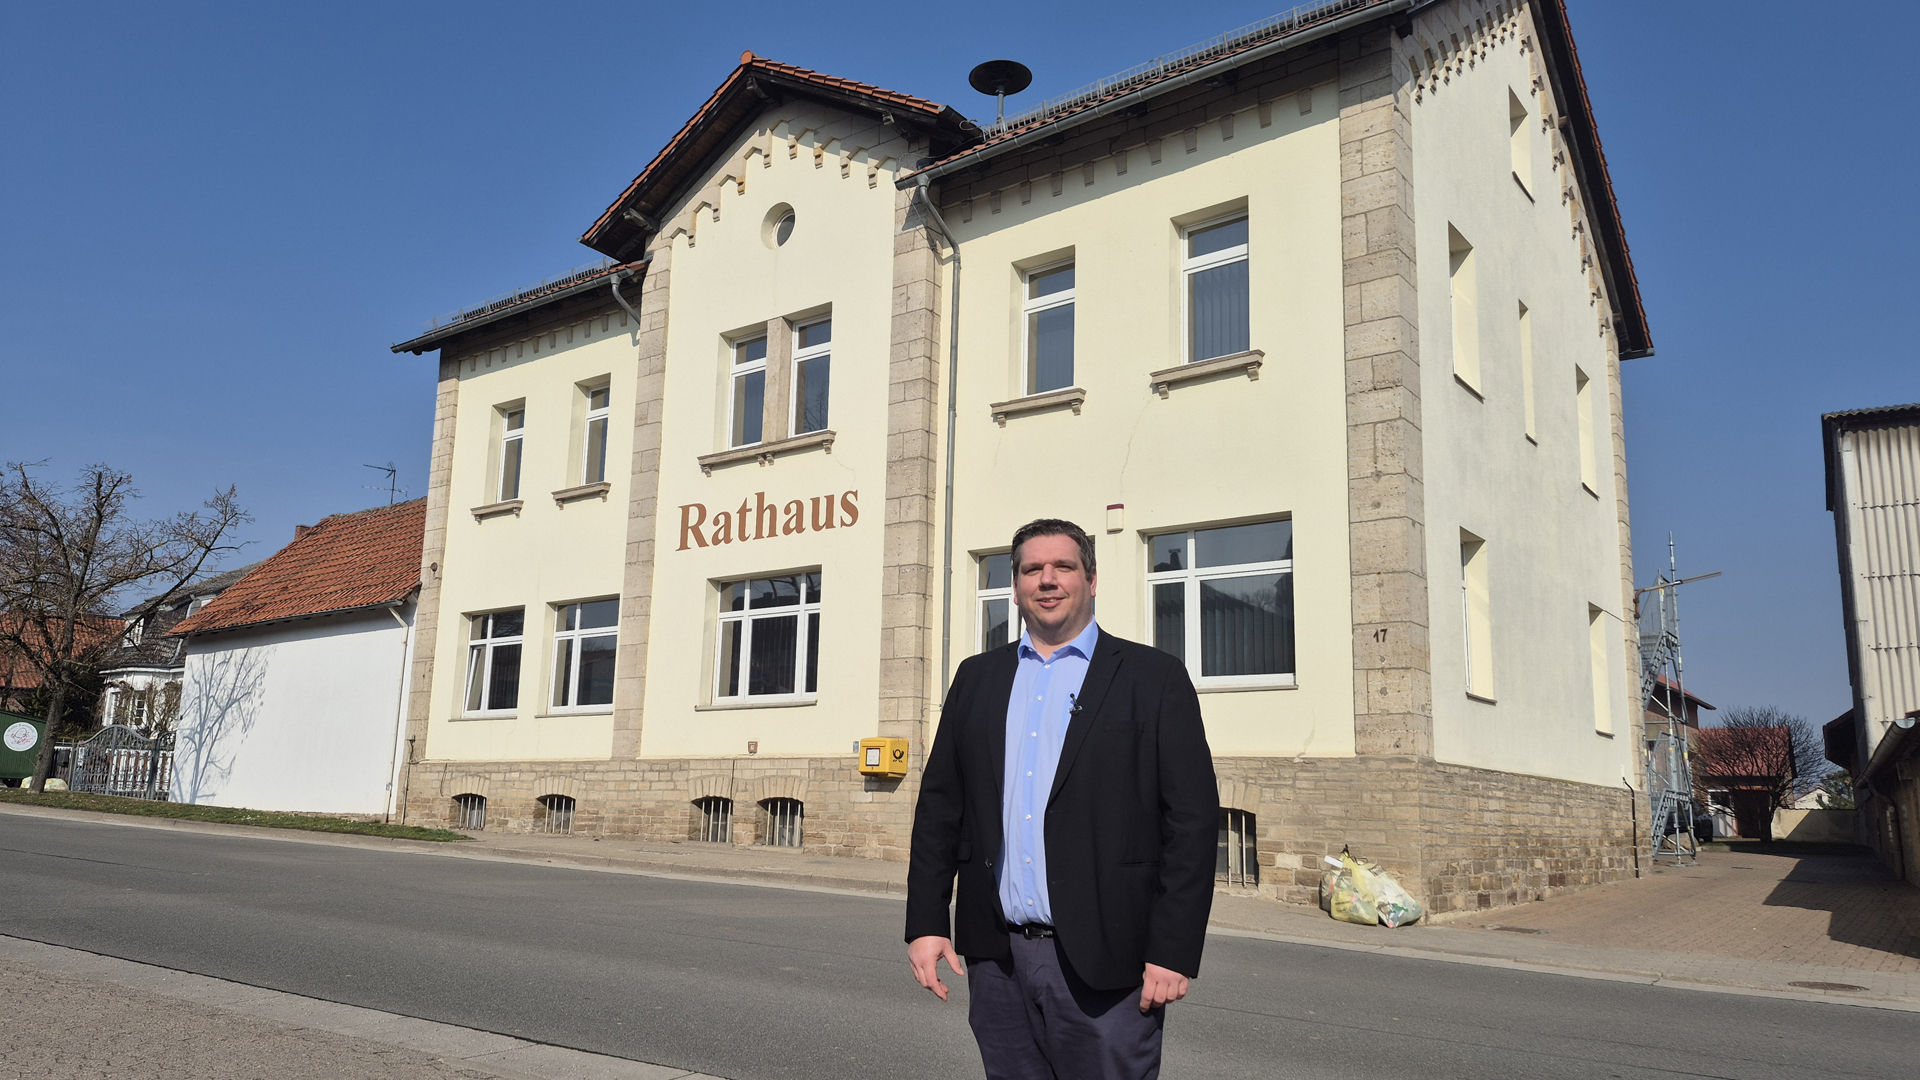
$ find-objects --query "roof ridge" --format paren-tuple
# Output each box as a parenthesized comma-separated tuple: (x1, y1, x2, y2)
(313, 497, 429, 528)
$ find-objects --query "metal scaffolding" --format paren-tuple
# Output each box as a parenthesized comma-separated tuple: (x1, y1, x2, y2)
(1635, 537, 1720, 865)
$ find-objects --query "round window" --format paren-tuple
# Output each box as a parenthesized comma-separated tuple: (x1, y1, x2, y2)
(763, 203, 796, 248)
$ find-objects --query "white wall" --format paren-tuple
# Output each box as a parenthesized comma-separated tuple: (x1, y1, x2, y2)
(173, 606, 411, 814)
(1411, 9, 1638, 787)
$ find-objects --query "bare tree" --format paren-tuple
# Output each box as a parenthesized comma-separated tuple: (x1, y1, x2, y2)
(1694, 704, 1825, 813)
(0, 462, 246, 791)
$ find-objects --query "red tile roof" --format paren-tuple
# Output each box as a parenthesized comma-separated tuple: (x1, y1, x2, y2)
(172, 499, 425, 636)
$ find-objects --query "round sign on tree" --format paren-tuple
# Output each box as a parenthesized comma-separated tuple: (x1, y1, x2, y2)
(4, 722, 38, 753)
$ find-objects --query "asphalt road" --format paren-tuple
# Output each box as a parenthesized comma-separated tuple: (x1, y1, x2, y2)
(1, 814, 1913, 1080)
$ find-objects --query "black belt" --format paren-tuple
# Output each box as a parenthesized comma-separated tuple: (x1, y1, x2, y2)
(1008, 923, 1056, 939)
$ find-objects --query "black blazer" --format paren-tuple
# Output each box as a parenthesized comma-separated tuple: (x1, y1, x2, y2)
(905, 629, 1219, 990)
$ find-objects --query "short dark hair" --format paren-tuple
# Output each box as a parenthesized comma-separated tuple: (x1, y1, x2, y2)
(1010, 518, 1096, 578)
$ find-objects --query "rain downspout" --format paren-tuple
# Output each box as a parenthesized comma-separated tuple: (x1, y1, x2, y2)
(914, 179, 962, 701)
(383, 603, 413, 823)
(610, 265, 645, 328)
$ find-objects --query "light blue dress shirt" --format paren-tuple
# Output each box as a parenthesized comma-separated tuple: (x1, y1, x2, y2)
(999, 620, 1100, 927)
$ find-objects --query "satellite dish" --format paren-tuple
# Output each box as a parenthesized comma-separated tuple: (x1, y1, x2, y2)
(968, 59, 1032, 124)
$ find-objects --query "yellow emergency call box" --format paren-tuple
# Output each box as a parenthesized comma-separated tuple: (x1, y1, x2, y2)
(858, 737, 910, 779)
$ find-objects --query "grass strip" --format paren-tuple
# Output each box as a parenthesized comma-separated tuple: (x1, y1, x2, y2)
(0, 788, 470, 842)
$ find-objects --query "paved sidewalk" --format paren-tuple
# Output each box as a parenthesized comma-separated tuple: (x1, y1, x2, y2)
(7, 802, 1919, 1009)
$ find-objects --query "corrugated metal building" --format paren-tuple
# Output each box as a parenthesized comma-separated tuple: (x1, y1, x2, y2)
(1823, 403, 1920, 883)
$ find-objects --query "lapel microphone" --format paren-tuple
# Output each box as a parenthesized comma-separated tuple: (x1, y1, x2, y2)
(1068, 692, 1082, 716)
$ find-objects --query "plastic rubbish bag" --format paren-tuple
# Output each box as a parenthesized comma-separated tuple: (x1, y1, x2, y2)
(1342, 851, 1425, 928)
(1321, 851, 1425, 928)
(1322, 855, 1378, 925)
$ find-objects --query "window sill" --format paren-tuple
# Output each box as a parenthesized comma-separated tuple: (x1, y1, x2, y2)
(471, 499, 524, 520)
(1513, 172, 1535, 202)
(451, 711, 519, 722)
(552, 481, 612, 506)
(989, 386, 1086, 425)
(1466, 692, 1497, 705)
(697, 429, 836, 475)
(695, 697, 819, 712)
(1596, 729, 1615, 739)
(1454, 373, 1485, 400)
(535, 709, 614, 719)
(1582, 482, 1600, 499)
(1525, 433, 1538, 446)
(1196, 678, 1297, 694)
(1150, 349, 1264, 398)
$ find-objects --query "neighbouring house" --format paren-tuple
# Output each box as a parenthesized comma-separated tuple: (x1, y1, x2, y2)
(1643, 674, 1713, 742)
(1, 612, 126, 724)
(96, 565, 258, 735)
(1695, 725, 1794, 840)
(167, 499, 425, 815)
(387, 0, 1654, 913)
(1822, 403, 1920, 884)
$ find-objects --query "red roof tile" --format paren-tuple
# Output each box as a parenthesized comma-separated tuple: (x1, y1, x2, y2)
(172, 500, 424, 636)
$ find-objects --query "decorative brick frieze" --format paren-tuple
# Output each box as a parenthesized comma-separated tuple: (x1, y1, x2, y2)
(933, 44, 1340, 211)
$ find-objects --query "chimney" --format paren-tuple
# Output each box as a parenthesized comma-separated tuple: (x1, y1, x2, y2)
(294, 524, 313, 541)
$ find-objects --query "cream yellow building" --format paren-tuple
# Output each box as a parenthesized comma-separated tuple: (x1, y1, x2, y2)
(392, 0, 1653, 913)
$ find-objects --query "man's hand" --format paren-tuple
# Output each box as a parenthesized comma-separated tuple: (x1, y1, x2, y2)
(909, 935, 966, 1001)
(1139, 963, 1189, 1013)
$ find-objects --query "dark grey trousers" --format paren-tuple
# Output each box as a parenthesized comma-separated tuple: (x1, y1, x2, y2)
(966, 933, 1164, 1080)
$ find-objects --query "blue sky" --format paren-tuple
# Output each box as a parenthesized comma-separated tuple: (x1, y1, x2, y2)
(2, 2, 1912, 724)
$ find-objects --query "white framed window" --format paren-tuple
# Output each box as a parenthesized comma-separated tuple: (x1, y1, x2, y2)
(498, 407, 525, 501)
(792, 318, 831, 435)
(976, 552, 1023, 653)
(715, 572, 821, 702)
(464, 608, 524, 714)
(1518, 302, 1536, 440)
(1217, 808, 1258, 886)
(1147, 520, 1294, 688)
(551, 599, 617, 710)
(729, 335, 767, 447)
(760, 797, 803, 848)
(582, 384, 611, 484)
(1460, 531, 1493, 698)
(1509, 89, 1533, 195)
(1022, 262, 1075, 394)
(1449, 226, 1480, 390)
(453, 793, 487, 831)
(1183, 215, 1250, 363)
(1575, 366, 1598, 494)
(1588, 605, 1613, 734)
(695, 795, 733, 842)
(539, 794, 575, 834)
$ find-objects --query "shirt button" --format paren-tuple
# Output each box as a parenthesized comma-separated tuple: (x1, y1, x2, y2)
(1026, 899, 1033, 906)
(1026, 771, 1032, 777)
(1025, 814, 1031, 820)
(1025, 857, 1031, 864)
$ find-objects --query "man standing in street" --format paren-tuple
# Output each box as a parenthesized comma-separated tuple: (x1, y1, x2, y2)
(906, 518, 1218, 1079)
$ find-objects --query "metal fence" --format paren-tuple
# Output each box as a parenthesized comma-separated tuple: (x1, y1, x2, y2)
(70, 725, 173, 800)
